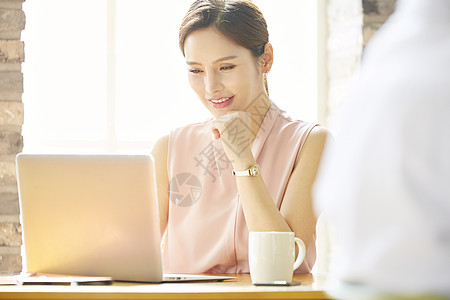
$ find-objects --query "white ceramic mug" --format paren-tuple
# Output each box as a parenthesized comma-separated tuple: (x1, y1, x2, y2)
(248, 231, 306, 284)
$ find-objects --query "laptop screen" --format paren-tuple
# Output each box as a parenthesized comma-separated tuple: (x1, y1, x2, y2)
(16, 154, 164, 282)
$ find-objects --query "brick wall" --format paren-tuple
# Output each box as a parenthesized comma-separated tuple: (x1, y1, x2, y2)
(325, 0, 396, 130)
(363, 0, 397, 45)
(0, 0, 25, 275)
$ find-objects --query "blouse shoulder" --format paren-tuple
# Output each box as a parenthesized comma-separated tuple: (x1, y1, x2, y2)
(169, 119, 214, 139)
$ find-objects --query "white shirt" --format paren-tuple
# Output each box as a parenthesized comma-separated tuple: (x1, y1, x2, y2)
(314, 0, 450, 296)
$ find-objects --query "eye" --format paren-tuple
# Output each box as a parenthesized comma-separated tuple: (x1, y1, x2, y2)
(220, 65, 235, 71)
(189, 68, 203, 74)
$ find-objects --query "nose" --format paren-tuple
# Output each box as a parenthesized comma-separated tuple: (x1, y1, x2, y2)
(204, 71, 223, 95)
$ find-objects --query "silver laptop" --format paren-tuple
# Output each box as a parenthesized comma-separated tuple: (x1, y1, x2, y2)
(16, 154, 234, 283)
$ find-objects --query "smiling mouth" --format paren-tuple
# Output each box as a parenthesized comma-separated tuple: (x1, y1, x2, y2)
(208, 96, 234, 109)
(209, 96, 233, 104)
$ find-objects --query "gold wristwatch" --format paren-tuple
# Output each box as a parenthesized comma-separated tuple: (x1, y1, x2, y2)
(232, 164, 260, 177)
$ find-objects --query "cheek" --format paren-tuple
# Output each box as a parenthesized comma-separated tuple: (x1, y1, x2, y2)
(188, 76, 203, 95)
(230, 69, 260, 92)
(222, 72, 245, 91)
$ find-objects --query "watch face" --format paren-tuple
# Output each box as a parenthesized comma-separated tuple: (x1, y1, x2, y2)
(251, 165, 260, 176)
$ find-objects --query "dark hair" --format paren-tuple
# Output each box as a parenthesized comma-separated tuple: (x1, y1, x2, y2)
(179, 0, 269, 58)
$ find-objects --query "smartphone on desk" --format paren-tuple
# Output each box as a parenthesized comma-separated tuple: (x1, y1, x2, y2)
(253, 281, 301, 286)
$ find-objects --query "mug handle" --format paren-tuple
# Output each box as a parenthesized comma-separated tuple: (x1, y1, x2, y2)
(293, 237, 306, 270)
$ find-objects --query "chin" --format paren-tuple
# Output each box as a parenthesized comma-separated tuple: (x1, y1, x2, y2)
(210, 109, 228, 118)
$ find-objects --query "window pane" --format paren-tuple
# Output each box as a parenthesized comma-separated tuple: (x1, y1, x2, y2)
(254, 0, 318, 121)
(115, 0, 210, 145)
(22, 0, 107, 151)
(22, 0, 319, 152)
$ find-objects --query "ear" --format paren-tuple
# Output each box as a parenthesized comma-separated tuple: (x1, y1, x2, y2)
(261, 42, 274, 73)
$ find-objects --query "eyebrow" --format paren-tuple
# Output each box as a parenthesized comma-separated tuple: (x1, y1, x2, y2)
(186, 55, 238, 65)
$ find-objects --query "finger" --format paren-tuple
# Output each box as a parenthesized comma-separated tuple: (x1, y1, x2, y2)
(212, 117, 226, 136)
(211, 128, 221, 140)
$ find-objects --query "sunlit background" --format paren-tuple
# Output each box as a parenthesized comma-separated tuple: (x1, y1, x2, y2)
(21, 0, 320, 153)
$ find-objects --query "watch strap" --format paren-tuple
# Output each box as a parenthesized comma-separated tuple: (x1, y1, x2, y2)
(232, 164, 260, 176)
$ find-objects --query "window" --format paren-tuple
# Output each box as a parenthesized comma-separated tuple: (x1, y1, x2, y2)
(22, 0, 320, 153)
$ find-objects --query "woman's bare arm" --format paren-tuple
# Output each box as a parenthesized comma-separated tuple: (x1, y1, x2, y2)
(151, 134, 170, 237)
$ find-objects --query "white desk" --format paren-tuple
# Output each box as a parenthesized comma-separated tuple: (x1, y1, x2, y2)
(0, 273, 331, 300)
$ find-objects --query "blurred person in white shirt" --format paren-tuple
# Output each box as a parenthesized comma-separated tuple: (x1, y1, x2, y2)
(314, 0, 450, 298)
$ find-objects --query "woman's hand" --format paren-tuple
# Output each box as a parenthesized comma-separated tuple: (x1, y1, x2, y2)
(212, 111, 256, 170)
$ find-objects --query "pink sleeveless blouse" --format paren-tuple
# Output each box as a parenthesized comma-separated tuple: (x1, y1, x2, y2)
(164, 103, 317, 274)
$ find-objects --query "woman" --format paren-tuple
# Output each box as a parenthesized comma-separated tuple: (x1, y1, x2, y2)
(152, 0, 329, 274)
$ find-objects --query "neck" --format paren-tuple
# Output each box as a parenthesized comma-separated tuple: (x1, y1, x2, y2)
(246, 92, 271, 138)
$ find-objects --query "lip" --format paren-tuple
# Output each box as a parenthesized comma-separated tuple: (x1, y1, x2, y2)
(208, 96, 234, 109)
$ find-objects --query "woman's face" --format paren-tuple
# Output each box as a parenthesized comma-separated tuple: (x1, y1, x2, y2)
(183, 28, 266, 118)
